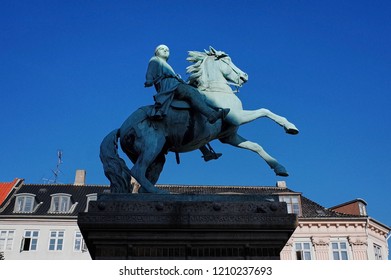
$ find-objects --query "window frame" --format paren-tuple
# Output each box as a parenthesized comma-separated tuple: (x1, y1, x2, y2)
(358, 202, 367, 216)
(85, 193, 97, 212)
(0, 230, 15, 251)
(48, 230, 65, 251)
(331, 240, 349, 260)
(73, 231, 87, 252)
(374, 243, 383, 260)
(50, 194, 72, 213)
(294, 241, 313, 260)
(279, 195, 301, 215)
(14, 194, 36, 213)
(21, 230, 39, 252)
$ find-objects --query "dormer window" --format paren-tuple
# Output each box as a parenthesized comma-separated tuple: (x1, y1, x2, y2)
(85, 193, 97, 212)
(50, 194, 72, 213)
(14, 194, 36, 213)
(358, 202, 367, 216)
(279, 195, 301, 215)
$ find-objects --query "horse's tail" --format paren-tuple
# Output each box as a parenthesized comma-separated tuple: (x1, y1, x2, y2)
(99, 129, 133, 193)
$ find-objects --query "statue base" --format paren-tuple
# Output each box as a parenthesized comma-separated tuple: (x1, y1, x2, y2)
(78, 194, 297, 260)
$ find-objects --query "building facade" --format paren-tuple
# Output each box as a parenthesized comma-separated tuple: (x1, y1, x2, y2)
(0, 177, 389, 260)
(0, 177, 103, 260)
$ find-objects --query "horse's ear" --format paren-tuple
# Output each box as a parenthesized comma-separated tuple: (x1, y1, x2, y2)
(209, 46, 217, 55)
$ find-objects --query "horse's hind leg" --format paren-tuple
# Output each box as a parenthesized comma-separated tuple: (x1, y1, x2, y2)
(146, 152, 166, 186)
(130, 133, 169, 194)
(131, 153, 166, 194)
(228, 109, 299, 135)
(220, 133, 289, 176)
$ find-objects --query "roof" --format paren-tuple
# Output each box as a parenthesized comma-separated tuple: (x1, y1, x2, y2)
(0, 183, 108, 217)
(0, 182, 360, 219)
(329, 198, 368, 210)
(158, 184, 354, 218)
(0, 179, 22, 206)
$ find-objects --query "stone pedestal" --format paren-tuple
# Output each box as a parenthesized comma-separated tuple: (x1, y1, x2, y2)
(78, 194, 297, 260)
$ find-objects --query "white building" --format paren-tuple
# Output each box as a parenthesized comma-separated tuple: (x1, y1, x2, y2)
(0, 175, 103, 260)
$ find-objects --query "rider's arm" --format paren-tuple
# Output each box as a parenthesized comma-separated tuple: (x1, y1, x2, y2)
(144, 58, 159, 87)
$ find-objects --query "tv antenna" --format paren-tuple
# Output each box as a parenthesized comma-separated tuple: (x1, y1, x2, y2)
(42, 150, 63, 184)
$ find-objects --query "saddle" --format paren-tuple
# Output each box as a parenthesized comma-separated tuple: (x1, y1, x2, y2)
(147, 99, 191, 122)
(170, 99, 191, 109)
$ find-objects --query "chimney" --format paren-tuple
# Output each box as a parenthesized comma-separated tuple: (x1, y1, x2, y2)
(74, 170, 86, 185)
(276, 181, 287, 189)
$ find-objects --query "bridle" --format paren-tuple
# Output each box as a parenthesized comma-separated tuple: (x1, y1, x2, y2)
(216, 55, 244, 93)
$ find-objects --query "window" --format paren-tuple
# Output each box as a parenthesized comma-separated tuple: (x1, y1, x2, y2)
(14, 194, 36, 213)
(85, 193, 97, 212)
(0, 230, 14, 251)
(331, 241, 349, 260)
(358, 202, 367, 216)
(374, 244, 382, 260)
(295, 242, 313, 260)
(21, 230, 39, 251)
(49, 231, 64, 251)
(74, 232, 87, 252)
(279, 195, 301, 215)
(50, 194, 72, 213)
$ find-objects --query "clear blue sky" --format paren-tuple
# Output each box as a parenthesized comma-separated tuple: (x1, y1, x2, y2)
(1, 0, 390, 242)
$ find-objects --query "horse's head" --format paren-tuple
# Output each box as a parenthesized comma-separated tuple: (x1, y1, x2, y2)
(209, 47, 248, 87)
(187, 46, 248, 93)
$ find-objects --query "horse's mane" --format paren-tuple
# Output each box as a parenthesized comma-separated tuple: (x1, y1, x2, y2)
(186, 48, 228, 88)
(186, 51, 208, 88)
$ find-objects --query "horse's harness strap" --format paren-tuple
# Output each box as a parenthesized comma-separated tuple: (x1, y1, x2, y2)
(219, 58, 242, 93)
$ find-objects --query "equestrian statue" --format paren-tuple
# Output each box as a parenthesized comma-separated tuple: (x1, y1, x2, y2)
(100, 45, 299, 194)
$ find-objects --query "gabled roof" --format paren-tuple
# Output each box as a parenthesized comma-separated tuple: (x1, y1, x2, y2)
(0, 179, 22, 206)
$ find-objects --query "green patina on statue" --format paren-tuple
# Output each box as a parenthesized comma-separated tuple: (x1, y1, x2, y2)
(100, 46, 299, 194)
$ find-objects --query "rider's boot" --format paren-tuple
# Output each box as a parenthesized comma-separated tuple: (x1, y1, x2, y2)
(199, 145, 222, 162)
(202, 152, 222, 162)
(207, 108, 230, 124)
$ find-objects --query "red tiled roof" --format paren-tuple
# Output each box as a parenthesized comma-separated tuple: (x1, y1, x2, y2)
(0, 179, 21, 205)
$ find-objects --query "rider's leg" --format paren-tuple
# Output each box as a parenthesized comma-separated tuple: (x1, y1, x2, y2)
(175, 84, 230, 124)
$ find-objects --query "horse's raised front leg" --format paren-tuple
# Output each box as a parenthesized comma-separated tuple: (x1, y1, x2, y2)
(220, 133, 289, 176)
(228, 108, 299, 135)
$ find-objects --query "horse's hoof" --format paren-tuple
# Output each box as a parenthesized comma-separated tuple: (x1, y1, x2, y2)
(156, 188, 170, 194)
(284, 125, 299, 135)
(274, 164, 289, 177)
(138, 186, 169, 194)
